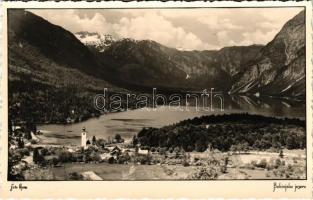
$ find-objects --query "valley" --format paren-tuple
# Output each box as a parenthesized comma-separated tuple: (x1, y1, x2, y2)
(7, 8, 307, 181)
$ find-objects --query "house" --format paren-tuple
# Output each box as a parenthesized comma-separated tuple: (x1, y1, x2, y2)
(110, 146, 122, 156)
(12, 125, 22, 131)
(67, 148, 75, 153)
(138, 148, 149, 155)
(100, 153, 111, 161)
(122, 149, 130, 153)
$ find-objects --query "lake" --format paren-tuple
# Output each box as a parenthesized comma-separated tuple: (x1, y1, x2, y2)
(38, 95, 306, 146)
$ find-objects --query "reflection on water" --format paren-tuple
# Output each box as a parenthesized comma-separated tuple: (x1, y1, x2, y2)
(38, 95, 306, 146)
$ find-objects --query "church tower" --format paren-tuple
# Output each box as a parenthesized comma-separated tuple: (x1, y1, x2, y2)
(81, 127, 87, 149)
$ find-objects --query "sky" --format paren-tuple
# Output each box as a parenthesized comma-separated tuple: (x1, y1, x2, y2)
(29, 8, 304, 51)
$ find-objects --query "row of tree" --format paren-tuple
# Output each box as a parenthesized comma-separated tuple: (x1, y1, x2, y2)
(135, 113, 306, 152)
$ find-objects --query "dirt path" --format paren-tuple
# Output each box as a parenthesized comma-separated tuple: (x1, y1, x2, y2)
(122, 164, 136, 180)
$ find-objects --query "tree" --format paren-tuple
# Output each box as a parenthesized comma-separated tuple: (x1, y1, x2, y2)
(253, 140, 262, 150)
(189, 165, 219, 180)
(8, 152, 24, 181)
(92, 136, 97, 145)
(25, 130, 32, 140)
(115, 134, 122, 142)
(230, 145, 237, 153)
(33, 148, 44, 164)
(132, 135, 138, 146)
(68, 172, 84, 180)
(107, 136, 111, 144)
(108, 157, 115, 164)
(286, 136, 296, 150)
(17, 137, 24, 148)
(174, 146, 181, 158)
(33, 148, 39, 163)
(279, 149, 284, 158)
(96, 138, 106, 148)
(241, 142, 249, 153)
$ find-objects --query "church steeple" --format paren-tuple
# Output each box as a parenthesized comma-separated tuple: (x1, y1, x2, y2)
(81, 127, 87, 149)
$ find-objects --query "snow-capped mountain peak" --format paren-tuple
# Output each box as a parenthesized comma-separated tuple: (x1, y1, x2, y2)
(75, 31, 116, 52)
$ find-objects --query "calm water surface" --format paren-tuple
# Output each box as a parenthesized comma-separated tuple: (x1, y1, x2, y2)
(38, 95, 305, 145)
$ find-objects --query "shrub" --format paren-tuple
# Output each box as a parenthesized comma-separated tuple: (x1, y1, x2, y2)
(250, 160, 257, 167)
(52, 157, 59, 166)
(108, 157, 115, 164)
(183, 160, 190, 167)
(15, 148, 30, 157)
(117, 154, 131, 164)
(89, 152, 101, 162)
(244, 163, 255, 170)
(11, 151, 23, 162)
(159, 147, 167, 155)
(68, 172, 84, 180)
(188, 165, 219, 180)
(114, 134, 122, 142)
(21, 148, 30, 156)
(135, 154, 152, 165)
(220, 165, 227, 173)
(275, 158, 282, 168)
(58, 151, 73, 163)
(281, 160, 286, 166)
(257, 159, 267, 168)
(279, 149, 284, 158)
(40, 148, 49, 156)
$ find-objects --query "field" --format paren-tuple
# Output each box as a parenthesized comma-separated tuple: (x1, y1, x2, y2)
(23, 149, 305, 180)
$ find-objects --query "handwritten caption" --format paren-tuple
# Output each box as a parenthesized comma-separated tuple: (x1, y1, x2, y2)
(10, 183, 28, 192)
(273, 182, 306, 192)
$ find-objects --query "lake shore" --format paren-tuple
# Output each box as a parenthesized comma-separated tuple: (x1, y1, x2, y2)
(10, 113, 307, 181)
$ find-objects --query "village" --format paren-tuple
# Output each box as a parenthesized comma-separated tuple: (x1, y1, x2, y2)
(9, 124, 154, 180)
(8, 121, 306, 181)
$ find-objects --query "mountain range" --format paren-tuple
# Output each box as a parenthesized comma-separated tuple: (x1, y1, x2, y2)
(8, 9, 305, 99)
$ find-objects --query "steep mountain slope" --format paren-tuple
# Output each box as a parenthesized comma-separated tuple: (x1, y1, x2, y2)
(9, 9, 304, 98)
(10, 8, 261, 93)
(230, 10, 305, 99)
(216, 45, 263, 77)
(8, 10, 124, 123)
(94, 38, 262, 91)
(8, 10, 120, 91)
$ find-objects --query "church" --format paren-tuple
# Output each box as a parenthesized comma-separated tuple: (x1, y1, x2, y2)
(81, 127, 90, 149)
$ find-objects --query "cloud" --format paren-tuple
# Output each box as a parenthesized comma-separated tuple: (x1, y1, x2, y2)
(30, 10, 112, 34)
(112, 12, 213, 50)
(29, 8, 304, 50)
(30, 9, 214, 50)
(242, 29, 279, 45)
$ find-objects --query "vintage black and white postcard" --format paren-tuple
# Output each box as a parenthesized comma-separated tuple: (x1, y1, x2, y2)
(0, 1, 312, 198)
